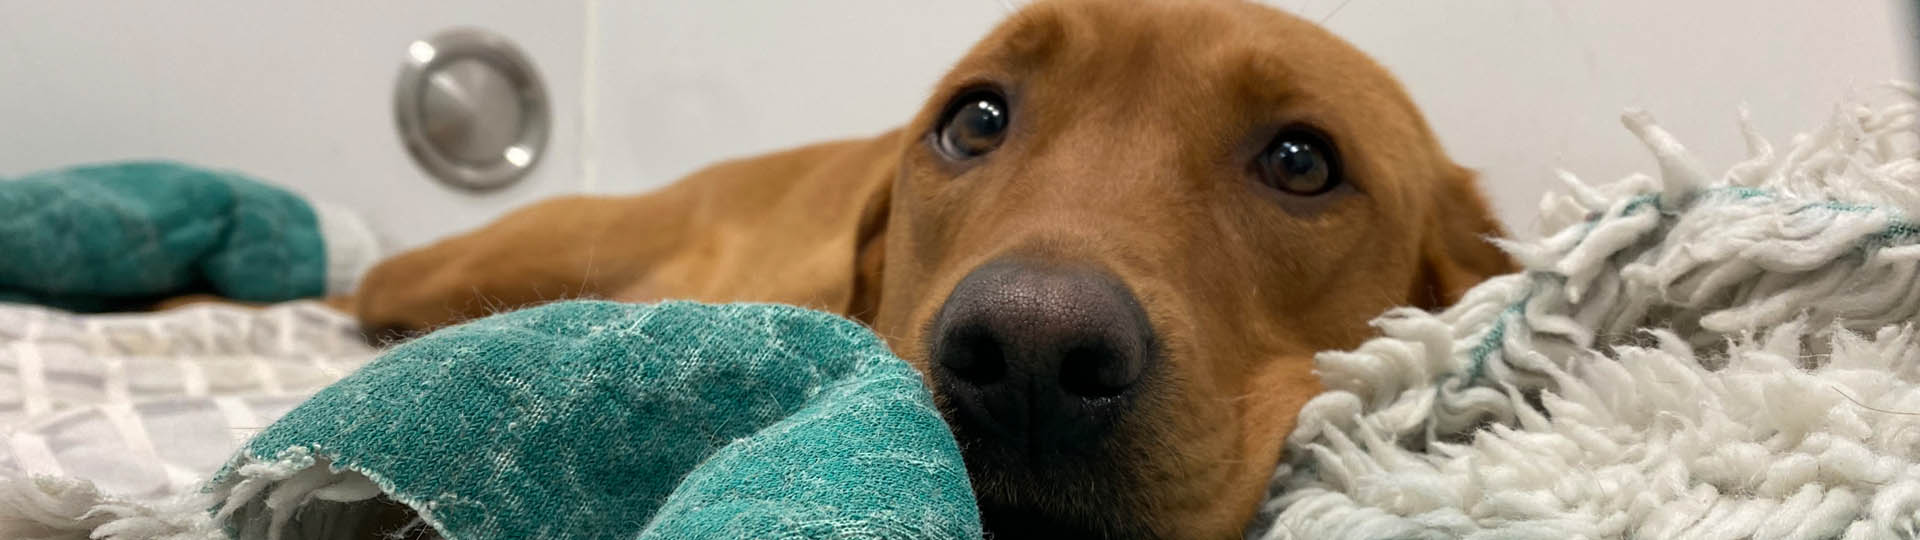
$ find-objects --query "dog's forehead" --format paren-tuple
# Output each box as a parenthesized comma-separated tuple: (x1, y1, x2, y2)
(914, 0, 1450, 201)
(945, 0, 1399, 106)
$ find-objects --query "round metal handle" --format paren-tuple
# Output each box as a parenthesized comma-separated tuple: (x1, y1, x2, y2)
(394, 28, 550, 192)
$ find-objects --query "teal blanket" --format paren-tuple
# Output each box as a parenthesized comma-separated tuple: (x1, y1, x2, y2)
(208, 301, 982, 540)
(0, 161, 335, 311)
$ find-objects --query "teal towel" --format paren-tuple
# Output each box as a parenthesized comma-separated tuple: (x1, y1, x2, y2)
(0, 161, 328, 311)
(208, 301, 982, 540)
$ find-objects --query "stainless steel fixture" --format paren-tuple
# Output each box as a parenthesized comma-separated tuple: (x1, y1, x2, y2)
(394, 28, 549, 191)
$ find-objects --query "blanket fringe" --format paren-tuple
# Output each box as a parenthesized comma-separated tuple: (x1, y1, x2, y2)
(1255, 82, 1920, 539)
(0, 470, 220, 540)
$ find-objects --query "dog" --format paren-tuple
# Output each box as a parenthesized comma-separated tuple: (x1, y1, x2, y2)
(348, 0, 1513, 537)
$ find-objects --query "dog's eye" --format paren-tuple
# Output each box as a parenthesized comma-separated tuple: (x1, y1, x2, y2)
(1255, 130, 1341, 196)
(936, 92, 1009, 159)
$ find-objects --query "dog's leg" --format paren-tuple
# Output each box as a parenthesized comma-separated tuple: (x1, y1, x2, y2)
(350, 134, 898, 339)
(349, 195, 681, 337)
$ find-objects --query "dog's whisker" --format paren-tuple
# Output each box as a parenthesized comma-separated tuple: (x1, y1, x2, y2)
(579, 226, 605, 297)
(1319, 0, 1359, 24)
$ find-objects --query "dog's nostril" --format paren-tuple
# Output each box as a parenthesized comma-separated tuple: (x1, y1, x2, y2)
(928, 258, 1160, 453)
(942, 327, 1008, 385)
(1058, 344, 1138, 399)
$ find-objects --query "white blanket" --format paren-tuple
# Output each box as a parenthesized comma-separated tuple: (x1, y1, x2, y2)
(0, 302, 370, 501)
(1253, 84, 1920, 539)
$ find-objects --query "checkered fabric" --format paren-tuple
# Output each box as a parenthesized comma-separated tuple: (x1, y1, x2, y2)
(0, 301, 371, 500)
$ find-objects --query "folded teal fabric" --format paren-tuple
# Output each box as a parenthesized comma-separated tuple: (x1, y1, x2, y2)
(208, 300, 981, 540)
(0, 161, 327, 311)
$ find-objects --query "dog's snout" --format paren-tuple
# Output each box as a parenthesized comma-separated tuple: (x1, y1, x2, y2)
(929, 259, 1157, 452)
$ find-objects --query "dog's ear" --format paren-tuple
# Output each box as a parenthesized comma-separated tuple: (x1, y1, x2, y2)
(671, 131, 899, 322)
(841, 161, 892, 323)
(1412, 166, 1514, 310)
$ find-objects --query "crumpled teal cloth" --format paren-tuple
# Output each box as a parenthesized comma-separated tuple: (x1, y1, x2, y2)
(0, 161, 326, 311)
(211, 300, 982, 540)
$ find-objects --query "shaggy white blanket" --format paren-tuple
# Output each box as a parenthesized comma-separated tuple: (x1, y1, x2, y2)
(1251, 83, 1920, 540)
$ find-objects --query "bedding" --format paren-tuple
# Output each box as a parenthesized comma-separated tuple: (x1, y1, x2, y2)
(1251, 84, 1920, 539)
(0, 161, 378, 311)
(4, 301, 979, 540)
(205, 301, 977, 540)
(0, 301, 373, 498)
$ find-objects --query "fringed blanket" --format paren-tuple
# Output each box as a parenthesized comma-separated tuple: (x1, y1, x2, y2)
(1251, 84, 1920, 539)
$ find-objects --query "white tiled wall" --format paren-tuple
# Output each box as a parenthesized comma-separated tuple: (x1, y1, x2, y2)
(2, 1, 1915, 250)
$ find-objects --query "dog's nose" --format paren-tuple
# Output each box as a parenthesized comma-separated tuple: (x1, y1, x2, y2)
(928, 259, 1158, 451)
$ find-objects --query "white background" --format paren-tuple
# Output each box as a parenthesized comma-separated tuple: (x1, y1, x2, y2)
(2, 1, 1915, 251)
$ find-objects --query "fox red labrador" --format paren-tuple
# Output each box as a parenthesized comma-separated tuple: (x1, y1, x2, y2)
(346, 0, 1512, 537)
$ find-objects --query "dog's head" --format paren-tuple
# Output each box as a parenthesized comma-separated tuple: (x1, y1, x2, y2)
(341, 0, 1511, 535)
(855, 1, 1512, 537)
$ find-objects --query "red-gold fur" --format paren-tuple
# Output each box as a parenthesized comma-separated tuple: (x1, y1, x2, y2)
(349, 1, 1512, 536)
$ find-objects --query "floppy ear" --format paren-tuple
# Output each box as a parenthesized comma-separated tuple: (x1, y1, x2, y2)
(666, 131, 899, 321)
(1411, 166, 1515, 310)
(842, 168, 892, 323)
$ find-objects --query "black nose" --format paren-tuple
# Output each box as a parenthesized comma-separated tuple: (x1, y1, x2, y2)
(928, 259, 1158, 453)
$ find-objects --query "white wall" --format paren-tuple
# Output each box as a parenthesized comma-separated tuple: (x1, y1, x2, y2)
(1325, 0, 1920, 235)
(0, 1, 588, 250)
(585, 2, 1006, 195)
(2, 1, 1915, 251)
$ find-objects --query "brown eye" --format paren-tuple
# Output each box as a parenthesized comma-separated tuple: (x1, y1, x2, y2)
(936, 91, 1009, 159)
(1255, 130, 1341, 196)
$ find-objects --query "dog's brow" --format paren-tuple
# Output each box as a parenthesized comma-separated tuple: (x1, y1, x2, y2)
(1230, 50, 1304, 106)
(980, 4, 1073, 71)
